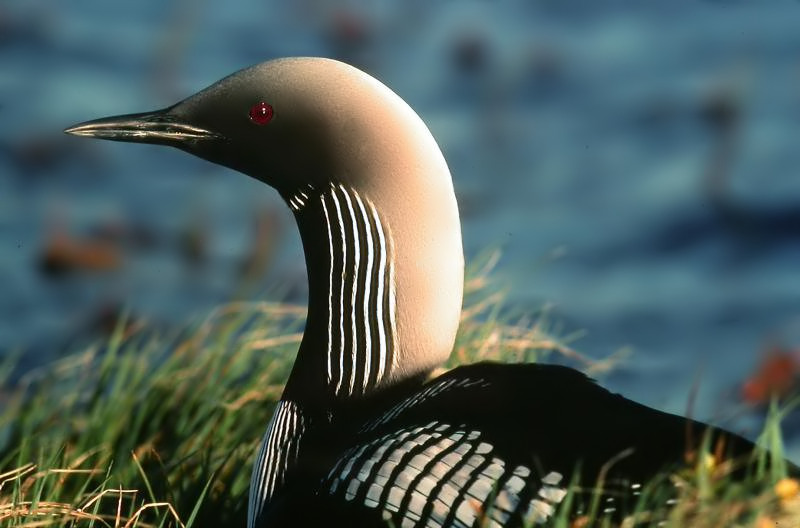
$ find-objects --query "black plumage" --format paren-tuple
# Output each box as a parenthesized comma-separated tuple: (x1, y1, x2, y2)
(258, 363, 768, 527)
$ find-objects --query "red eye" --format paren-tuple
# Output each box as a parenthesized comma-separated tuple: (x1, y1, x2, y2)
(249, 102, 274, 125)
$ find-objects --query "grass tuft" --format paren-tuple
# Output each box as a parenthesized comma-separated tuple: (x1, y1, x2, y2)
(1, 253, 797, 526)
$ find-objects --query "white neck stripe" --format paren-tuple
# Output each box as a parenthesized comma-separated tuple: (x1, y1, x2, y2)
(320, 184, 396, 396)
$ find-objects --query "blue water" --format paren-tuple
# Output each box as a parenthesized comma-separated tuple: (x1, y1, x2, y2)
(2, 1, 799, 453)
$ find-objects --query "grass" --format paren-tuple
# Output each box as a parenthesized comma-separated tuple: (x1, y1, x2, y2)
(1, 251, 798, 527)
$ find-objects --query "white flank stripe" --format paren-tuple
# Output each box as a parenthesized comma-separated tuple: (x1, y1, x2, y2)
(330, 189, 348, 395)
(276, 408, 293, 484)
(264, 405, 287, 495)
(320, 195, 335, 386)
(351, 190, 375, 391)
(248, 428, 269, 528)
(248, 401, 304, 528)
(338, 185, 361, 395)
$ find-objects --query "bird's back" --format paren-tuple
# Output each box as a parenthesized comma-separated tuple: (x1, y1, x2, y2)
(257, 362, 772, 527)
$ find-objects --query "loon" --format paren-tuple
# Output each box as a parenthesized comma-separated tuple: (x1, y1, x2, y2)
(65, 57, 791, 527)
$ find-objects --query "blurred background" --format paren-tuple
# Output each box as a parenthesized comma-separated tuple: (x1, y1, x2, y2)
(1, 1, 799, 453)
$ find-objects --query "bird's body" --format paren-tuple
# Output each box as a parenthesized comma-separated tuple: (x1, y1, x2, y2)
(65, 57, 792, 527)
(255, 362, 765, 527)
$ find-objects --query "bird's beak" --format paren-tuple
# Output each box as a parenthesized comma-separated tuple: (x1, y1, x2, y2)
(64, 108, 223, 146)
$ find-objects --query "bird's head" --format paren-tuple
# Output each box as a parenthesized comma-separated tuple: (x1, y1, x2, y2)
(65, 57, 427, 199)
(66, 57, 464, 387)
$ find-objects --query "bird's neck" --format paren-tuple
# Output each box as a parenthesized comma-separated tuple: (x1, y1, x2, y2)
(282, 177, 464, 409)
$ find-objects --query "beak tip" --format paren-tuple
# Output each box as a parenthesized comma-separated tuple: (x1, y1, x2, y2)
(63, 122, 95, 137)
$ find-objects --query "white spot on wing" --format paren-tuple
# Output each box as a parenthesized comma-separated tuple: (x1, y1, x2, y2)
(538, 486, 568, 503)
(541, 471, 563, 486)
(526, 499, 555, 523)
